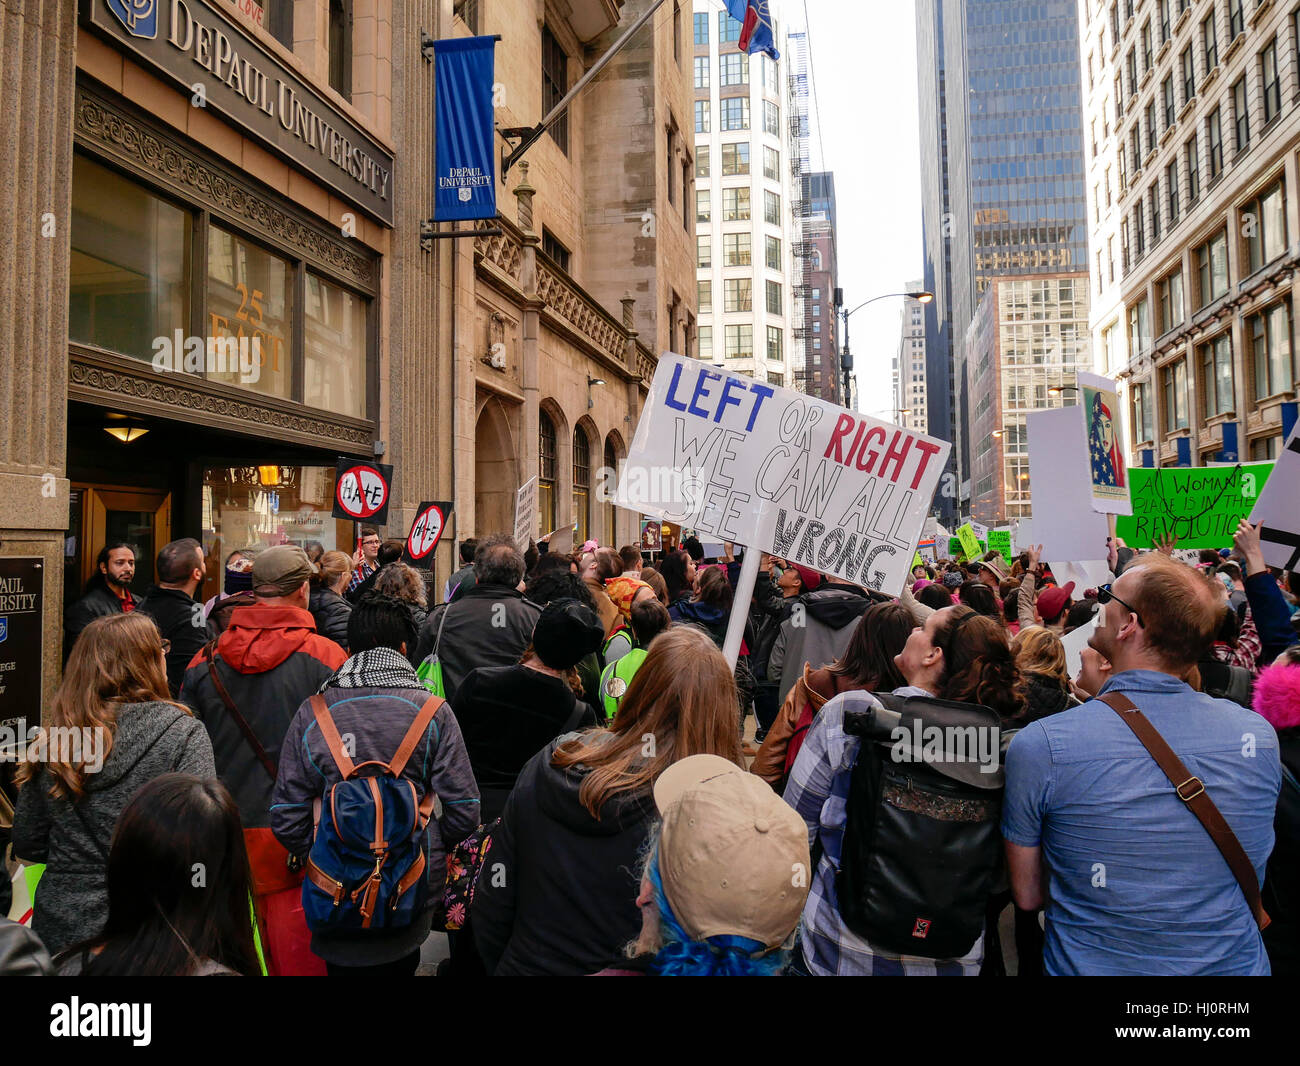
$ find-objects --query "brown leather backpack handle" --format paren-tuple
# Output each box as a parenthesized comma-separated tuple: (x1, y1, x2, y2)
(1099, 691, 1269, 931)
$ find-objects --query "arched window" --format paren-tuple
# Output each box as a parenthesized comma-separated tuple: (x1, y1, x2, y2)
(603, 437, 618, 546)
(811, 248, 822, 271)
(573, 428, 591, 544)
(539, 410, 557, 537)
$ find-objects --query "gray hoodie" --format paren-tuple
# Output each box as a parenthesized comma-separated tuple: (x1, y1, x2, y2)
(11, 702, 216, 957)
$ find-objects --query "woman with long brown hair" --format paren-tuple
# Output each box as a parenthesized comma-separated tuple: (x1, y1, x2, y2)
(12, 612, 216, 957)
(1011, 626, 1079, 723)
(471, 626, 742, 976)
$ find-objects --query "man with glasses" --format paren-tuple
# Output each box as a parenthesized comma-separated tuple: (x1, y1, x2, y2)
(1002, 552, 1280, 974)
(139, 538, 213, 698)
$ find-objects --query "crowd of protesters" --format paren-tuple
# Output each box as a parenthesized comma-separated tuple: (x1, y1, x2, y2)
(2, 516, 1298, 978)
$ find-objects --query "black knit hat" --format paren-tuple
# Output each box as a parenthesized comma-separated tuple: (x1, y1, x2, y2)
(533, 598, 605, 670)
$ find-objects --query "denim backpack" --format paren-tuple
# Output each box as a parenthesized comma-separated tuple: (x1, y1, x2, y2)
(302, 693, 442, 932)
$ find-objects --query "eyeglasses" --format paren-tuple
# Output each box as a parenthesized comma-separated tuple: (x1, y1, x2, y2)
(160, 639, 172, 654)
(1097, 583, 1143, 628)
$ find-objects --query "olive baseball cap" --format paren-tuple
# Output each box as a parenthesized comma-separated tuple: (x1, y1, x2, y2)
(251, 545, 317, 596)
(652, 755, 810, 951)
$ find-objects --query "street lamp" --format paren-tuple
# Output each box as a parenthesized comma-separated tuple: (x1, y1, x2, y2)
(1048, 383, 1080, 405)
(838, 290, 934, 407)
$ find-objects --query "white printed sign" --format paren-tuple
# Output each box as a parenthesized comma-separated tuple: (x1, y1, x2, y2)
(513, 476, 538, 551)
(615, 353, 951, 595)
(1250, 423, 1300, 569)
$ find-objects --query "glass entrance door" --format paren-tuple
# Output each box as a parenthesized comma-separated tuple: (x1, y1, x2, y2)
(68, 486, 172, 603)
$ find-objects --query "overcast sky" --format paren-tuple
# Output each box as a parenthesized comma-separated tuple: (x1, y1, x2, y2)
(795, 0, 923, 418)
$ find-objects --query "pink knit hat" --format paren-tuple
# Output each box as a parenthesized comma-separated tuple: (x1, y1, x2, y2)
(1253, 660, 1300, 730)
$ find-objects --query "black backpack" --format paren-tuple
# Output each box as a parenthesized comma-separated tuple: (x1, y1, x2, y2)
(837, 692, 1006, 960)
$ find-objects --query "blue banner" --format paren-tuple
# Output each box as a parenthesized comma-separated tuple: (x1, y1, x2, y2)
(434, 36, 497, 222)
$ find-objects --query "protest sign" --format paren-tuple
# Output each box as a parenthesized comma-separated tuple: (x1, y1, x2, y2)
(401, 501, 452, 569)
(333, 458, 393, 525)
(615, 353, 951, 597)
(513, 476, 538, 550)
(956, 523, 982, 560)
(970, 520, 989, 541)
(1078, 371, 1131, 515)
(917, 539, 937, 565)
(1116, 463, 1272, 548)
(640, 517, 663, 552)
(1026, 408, 1110, 566)
(1250, 425, 1300, 568)
(988, 529, 1012, 563)
(1061, 615, 1100, 681)
(1012, 518, 1033, 554)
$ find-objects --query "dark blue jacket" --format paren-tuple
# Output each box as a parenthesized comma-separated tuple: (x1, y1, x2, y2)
(1245, 571, 1299, 665)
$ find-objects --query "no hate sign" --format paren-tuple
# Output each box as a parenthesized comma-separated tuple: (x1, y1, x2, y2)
(618, 354, 950, 596)
(333, 458, 394, 525)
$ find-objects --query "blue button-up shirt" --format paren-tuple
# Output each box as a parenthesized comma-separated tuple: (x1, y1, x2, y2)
(1002, 669, 1280, 975)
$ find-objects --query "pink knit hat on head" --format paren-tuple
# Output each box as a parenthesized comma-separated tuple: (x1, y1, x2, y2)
(1253, 660, 1300, 730)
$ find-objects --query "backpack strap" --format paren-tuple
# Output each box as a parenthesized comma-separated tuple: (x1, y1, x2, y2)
(204, 641, 277, 782)
(388, 695, 443, 778)
(308, 693, 356, 779)
(1099, 690, 1269, 931)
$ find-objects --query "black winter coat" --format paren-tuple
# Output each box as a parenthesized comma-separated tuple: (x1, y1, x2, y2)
(138, 586, 215, 697)
(309, 586, 352, 651)
(1263, 729, 1300, 976)
(63, 582, 141, 659)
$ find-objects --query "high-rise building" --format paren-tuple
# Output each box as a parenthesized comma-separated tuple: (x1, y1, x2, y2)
(693, 1, 804, 389)
(1083, 0, 1300, 468)
(897, 284, 930, 433)
(803, 173, 841, 403)
(918, 0, 1091, 520)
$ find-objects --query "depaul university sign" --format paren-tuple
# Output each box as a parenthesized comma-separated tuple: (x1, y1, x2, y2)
(83, 0, 395, 226)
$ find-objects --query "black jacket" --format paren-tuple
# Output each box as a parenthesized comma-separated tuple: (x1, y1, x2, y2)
(453, 665, 600, 822)
(63, 581, 141, 658)
(472, 735, 657, 975)
(309, 586, 352, 651)
(411, 584, 542, 705)
(138, 586, 215, 697)
(1264, 729, 1300, 977)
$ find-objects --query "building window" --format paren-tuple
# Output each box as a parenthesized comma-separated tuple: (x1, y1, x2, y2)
(1163, 359, 1189, 431)
(542, 229, 571, 271)
(1195, 229, 1229, 307)
(765, 235, 781, 270)
(719, 9, 741, 42)
(1203, 13, 1217, 71)
(698, 325, 712, 357)
(724, 323, 752, 358)
(1250, 300, 1294, 399)
(722, 187, 751, 222)
(723, 278, 752, 312)
(765, 280, 781, 315)
(673, 1, 681, 64)
(720, 96, 749, 131)
(722, 232, 751, 266)
(1243, 180, 1287, 274)
(1207, 107, 1223, 179)
(1200, 333, 1235, 417)
(694, 55, 709, 90)
(694, 11, 708, 45)
(69, 154, 191, 364)
(538, 410, 557, 536)
(1181, 44, 1195, 103)
(1163, 75, 1176, 129)
(696, 146, 710, 178)
(206, 225, 293, 402)
(304, 273, 367, 418)
(1186, 135, 1200, 202)
(721, 142, 749, 175)
(1145, 100, 1157, 157)
(763, 146, 780, 180)
(1149, 185, 1161, 243)
(328, 0, 351, 101)
(1142, 20, 1152, 70)
(1127, 296, 1151, 355)
(764, 189, 781, 225)
(1166, 160, 1180, 223)
(698, 279, 711, 312)
(695, 99, 710, 133)
(1133, 199, 1146, 256)
(764, 101, 780, 135)
(1159, 0, 1171, 42)
(1132, 380, 1155, 443)
(1262, 40, 1281, 125)
(1228, 0, 1243, 39)
(572, 428, 590, 544)
(767, 325, 782, 361)
(542, 26, 569, 154)
(1158, 269, 1184, 334)
(720, 52, 748, 86)
(267, 0, 295, 46)
(696, 189, 710, 224)
(697, 234, 711, 268)
(1127, 48, 1137, 95)
(1232, 78, 1249, 153)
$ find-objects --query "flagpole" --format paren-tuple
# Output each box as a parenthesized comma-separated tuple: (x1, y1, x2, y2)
(501, 0, 668, 177)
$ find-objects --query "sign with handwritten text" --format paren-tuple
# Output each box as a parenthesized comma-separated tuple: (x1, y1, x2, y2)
(1115, 463, 1273, 548)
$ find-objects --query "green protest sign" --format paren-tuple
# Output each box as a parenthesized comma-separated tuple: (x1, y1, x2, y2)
(956, 523, 981, 560)
(1115, 463, 1273, 548)
(913, 552, 924, 570)
(988, 529, 1012, 563)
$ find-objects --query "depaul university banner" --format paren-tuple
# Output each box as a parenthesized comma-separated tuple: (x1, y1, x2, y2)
(434, 36, 497, 221)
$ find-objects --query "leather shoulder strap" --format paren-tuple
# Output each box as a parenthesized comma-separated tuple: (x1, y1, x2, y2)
(1099, 690, 1269, 931)
(309, 693, 356, 779)
(388, 694, 443, 778)
(204, 641, 277, 782)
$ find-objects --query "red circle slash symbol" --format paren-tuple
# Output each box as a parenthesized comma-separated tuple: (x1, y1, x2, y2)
(408, 505, 446, 560)
(336, 465, 389, 519)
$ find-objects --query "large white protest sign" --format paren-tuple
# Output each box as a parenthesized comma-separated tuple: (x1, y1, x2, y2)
(1027, 407, 1110, 567)
(1061, 614, 1100, 681)
(615, 353, 951, 596)
(513, 476, 538, 550)
(1250, 423, 1300, 569)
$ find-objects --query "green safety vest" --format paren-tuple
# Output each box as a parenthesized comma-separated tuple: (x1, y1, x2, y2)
(600, 648, 647, 722)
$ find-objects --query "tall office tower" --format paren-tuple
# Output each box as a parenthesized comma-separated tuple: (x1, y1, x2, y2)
(918, 0, 1091, 521)
(897, 284, 930, 433)
(1083, 0, 1300, 468)
(693, 1, 804, 389)
(802, 172, 841, 402)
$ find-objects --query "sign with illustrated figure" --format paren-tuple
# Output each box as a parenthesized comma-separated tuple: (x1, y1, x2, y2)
(1078, 371, 1131, 515)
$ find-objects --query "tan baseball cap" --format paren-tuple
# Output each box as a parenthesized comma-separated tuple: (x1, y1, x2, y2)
(653, 754, 811, 951)
(251, 544, 317, 596)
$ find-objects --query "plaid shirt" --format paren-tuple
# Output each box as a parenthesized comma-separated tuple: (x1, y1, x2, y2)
(346, 560, 376, 594)
(783, 686, 984, 976)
